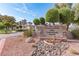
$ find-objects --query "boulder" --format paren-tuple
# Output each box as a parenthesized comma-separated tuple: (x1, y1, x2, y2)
(25, 37, 35, 43)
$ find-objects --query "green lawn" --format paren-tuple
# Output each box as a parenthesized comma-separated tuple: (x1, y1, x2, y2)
(0, 29, 16, 34)
(0, 30, 6, 34)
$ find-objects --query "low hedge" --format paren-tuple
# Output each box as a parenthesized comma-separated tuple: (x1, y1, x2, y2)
(71, 29, 79, 39)
(16, 29, 26, 32)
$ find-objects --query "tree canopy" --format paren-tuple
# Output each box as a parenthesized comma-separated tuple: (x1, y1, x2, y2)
(0, 15, 16, 31)
(33, 18, 40, 25)
(0, 22, 5, 29)
(0, 15, 16, 26)
(46, 8, 59, 24)
(58, 7, 71, 24)
(39, 17, 45, 25)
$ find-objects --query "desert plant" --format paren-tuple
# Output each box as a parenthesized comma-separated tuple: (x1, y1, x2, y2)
(23, 30, 32, 37)
(23, 27, 34, 37)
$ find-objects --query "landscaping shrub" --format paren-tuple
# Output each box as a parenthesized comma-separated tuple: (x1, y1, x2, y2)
(0, 29, 13, 34)
(16, 29, 26, 32)
(71, 29, 79, 39)
(23, 27, 34, 37)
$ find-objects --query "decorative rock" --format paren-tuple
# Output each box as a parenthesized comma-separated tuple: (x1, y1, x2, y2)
(31, 39, 69, 56)
(25, 37, 35, 43)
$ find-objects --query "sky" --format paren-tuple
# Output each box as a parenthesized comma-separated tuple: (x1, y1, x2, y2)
(0, 3, 55, 22)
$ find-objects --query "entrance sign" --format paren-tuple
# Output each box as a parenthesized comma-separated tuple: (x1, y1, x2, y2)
(37, 25, 67, 38)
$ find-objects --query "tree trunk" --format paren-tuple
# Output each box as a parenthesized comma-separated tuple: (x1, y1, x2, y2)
(5, 26, 8, 33)
(53, 23, 55, 25)
(49, 23, 51, 26)
(11, 26, 14, 30)
(66, 23, 70, 31)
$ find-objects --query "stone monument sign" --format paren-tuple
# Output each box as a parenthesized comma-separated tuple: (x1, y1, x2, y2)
(37, 25, 67, 38)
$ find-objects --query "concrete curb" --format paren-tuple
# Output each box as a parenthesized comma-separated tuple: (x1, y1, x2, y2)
(0, 38, 6, 55)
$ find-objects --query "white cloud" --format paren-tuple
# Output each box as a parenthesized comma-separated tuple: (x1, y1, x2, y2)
(14, 3, 36, 17)
(16, 16, 31, 21)
(22, 3, 28, 11)
(16, 17, 26, 22)
(0, 11, 6, 15)
(0, 10, 10, 15)
(14, 8, 27, 13)
(22, 3, 37, 17)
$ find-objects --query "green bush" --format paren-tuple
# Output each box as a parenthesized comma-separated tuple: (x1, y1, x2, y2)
(0, 29, 13, 34)
(71, 29, 79, 39)
(16, 29, 26, 32)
